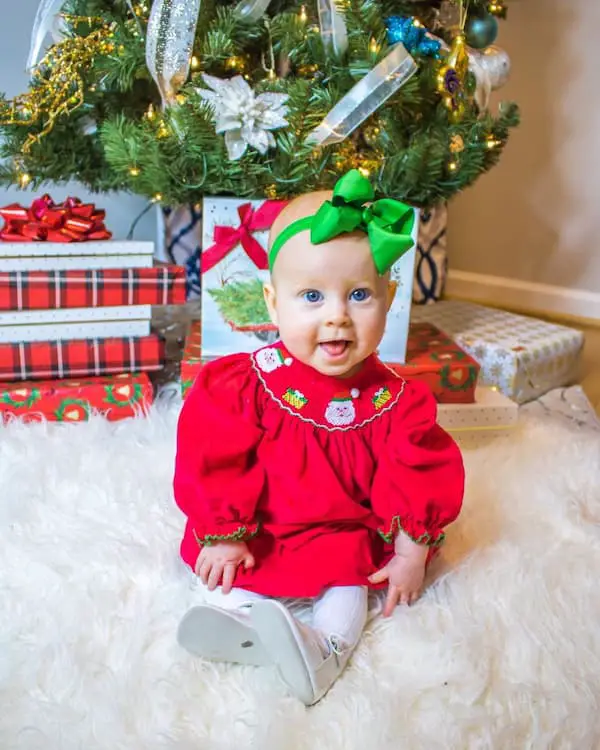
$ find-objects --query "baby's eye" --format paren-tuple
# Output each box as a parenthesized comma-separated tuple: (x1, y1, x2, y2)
(350, 288, 371, 302)
(303, 290, 323, 303)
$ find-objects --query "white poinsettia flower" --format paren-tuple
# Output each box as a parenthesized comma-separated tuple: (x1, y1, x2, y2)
(196, 74, 289, 160)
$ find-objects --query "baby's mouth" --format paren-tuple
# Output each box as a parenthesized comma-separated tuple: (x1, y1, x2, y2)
(319, 340, 351, 357)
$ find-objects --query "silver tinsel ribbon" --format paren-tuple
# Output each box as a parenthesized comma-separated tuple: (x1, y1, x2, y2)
(317, 0, 348, 56)
(146, 0, 201, 107)
(306, 43, 417, 147)
(27, 0, 138, 70)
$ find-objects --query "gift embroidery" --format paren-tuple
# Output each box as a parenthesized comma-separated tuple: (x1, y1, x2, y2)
(372, 387, 392, 410)
(282, 388, 308, 410)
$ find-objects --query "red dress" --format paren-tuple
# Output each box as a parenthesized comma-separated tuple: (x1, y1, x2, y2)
(174, 342, 465, 598)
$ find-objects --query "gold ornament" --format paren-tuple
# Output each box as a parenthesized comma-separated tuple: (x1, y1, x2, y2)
(487, 1, 507, 19)
(0, 22, 114, 154)
(437, 32, 469, 122)
(129, 166, 141, 177)
(264, 184, 278, 199)
(449, 133, 465, 153)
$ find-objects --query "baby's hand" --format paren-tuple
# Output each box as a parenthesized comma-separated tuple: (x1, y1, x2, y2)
(195, 541, 255, 594)
(369, 533, 429, 616)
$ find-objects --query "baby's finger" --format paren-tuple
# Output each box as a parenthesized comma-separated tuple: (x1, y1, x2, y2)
(383, 586, 400, 618)
(400, 591, 411, 606)
(197, 559, 211, 586)
(368, 567, 389, 585)
(221, 563, 237, 594)
(207, 562, 223, 591)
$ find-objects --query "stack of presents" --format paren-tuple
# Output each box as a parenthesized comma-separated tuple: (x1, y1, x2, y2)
(0, 193, 586, 445)
(0, 194, 185, 423)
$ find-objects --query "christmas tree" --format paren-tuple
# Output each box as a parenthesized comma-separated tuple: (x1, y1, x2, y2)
(0, 0, 518, 208)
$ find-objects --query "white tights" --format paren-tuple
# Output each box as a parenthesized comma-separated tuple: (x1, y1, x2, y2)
(202, 584, 369, 650)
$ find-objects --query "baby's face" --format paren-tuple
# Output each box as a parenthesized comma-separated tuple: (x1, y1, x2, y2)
(264, 231, 395, 378)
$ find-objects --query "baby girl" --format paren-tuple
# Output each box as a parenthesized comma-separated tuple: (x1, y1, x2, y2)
(174, 169, 464, 705)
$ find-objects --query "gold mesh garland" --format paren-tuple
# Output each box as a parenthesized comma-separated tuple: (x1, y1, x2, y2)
(0, 21, 115, 155)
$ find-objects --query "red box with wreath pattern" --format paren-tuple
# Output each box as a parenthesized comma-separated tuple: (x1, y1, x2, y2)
(0, 372, 153, 423)
(386, 322, 479, 404)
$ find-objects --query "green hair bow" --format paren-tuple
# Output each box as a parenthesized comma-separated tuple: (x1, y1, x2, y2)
(268, 169, 416, 274)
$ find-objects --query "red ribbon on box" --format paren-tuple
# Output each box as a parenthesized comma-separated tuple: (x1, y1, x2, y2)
(0, 194, 112, 242)
(202, 200, 288, 272)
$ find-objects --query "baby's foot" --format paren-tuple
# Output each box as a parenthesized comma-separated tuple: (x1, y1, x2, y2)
(177, 604, 271, 666)
(250, 600, 350, 705)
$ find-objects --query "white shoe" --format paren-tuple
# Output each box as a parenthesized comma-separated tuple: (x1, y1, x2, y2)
(177, 604, 271, 666)
(250, 599, 350, 705)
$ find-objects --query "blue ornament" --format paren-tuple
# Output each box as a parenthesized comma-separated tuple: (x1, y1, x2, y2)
(386, 16, 442, 58)
(465, 13, 499, 49)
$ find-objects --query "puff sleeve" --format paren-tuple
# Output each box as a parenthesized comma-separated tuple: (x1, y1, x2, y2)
(371, 380, 465, 548)
(173, 354, 266, 550)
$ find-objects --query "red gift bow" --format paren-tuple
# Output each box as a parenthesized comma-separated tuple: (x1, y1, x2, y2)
(0, 194, 112, 242)
(202, 200, 289, 272)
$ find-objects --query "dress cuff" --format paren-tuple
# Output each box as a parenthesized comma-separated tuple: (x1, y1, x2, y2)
(378, 515, 445, 547)
(193, 521, 260, 547)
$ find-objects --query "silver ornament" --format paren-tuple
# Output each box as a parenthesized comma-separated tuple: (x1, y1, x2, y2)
(468, 45, 511, 111)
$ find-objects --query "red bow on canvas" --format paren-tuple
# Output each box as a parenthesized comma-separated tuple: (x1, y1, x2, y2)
(0, 194, 112, 242)
(202, 200, 289, 272)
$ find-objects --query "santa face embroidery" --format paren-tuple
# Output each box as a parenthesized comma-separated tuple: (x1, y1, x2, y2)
(255, 347, 293, 373)
(325, 392, 357, 427)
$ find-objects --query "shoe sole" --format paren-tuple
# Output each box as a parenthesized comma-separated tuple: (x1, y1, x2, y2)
(177, 604, 270, 666)
(250, 600, 316, 705)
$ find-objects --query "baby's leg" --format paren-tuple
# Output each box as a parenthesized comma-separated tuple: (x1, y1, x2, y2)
(177, 585, 270, 666)
(249, 586, 368, 705)
(312, 585, 369, 653)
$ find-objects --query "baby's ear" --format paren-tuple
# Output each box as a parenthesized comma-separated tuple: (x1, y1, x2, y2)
(386, 279, 397, 311)
(263, 283, 278, 326)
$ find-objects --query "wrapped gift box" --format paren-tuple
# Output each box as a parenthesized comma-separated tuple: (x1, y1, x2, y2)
(0, 305, 152, 342)
(0, 334, 165, 381)
(200, 196, 419, 365)
(181, 320, 478, 404)
(0, 266, 186, 311)
(181, 319, 201, 398)
(437, 386, 519, 447)
(0, 241, 155, 270)
(386, 322, 479, 403)
(0, 372, 153, 423)
(411, 301, 585, 404)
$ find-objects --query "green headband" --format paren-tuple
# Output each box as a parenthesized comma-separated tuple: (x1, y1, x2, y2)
(268, 169, 416, 275)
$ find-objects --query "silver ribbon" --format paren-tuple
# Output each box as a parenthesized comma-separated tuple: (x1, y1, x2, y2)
(27, 0, 139, 70)
(317, 0, 348, 57)
(27, 0, 67, 69)
(306, 43, 417, 147)
(146, 0, 201, 107)
(235, 0, 273, 22)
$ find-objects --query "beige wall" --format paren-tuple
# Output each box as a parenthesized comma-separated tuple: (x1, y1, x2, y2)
(449, 0, 600, 296)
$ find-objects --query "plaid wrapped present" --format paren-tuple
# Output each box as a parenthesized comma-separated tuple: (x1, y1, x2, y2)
(0, 372, 153, 424)
(0, 266, 186, 311)
(0, 334, 164, 381)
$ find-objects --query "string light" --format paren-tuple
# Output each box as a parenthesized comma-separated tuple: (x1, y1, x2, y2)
(448, 160, 458, 172)
(358, 166, 370, 177)
(145, 103, 155, 121)
(129, 166, 140, 177)
(299, 5, 307, 22)
(190, 55, 200, 70)
(485, 135, 502, 148)
(18, 172, 32, 188)
(152, 192, 163, 202)
(369, 38, 379, 54)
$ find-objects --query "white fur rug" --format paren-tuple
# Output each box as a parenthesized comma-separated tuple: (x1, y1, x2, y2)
(2, 390, 600, 750)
